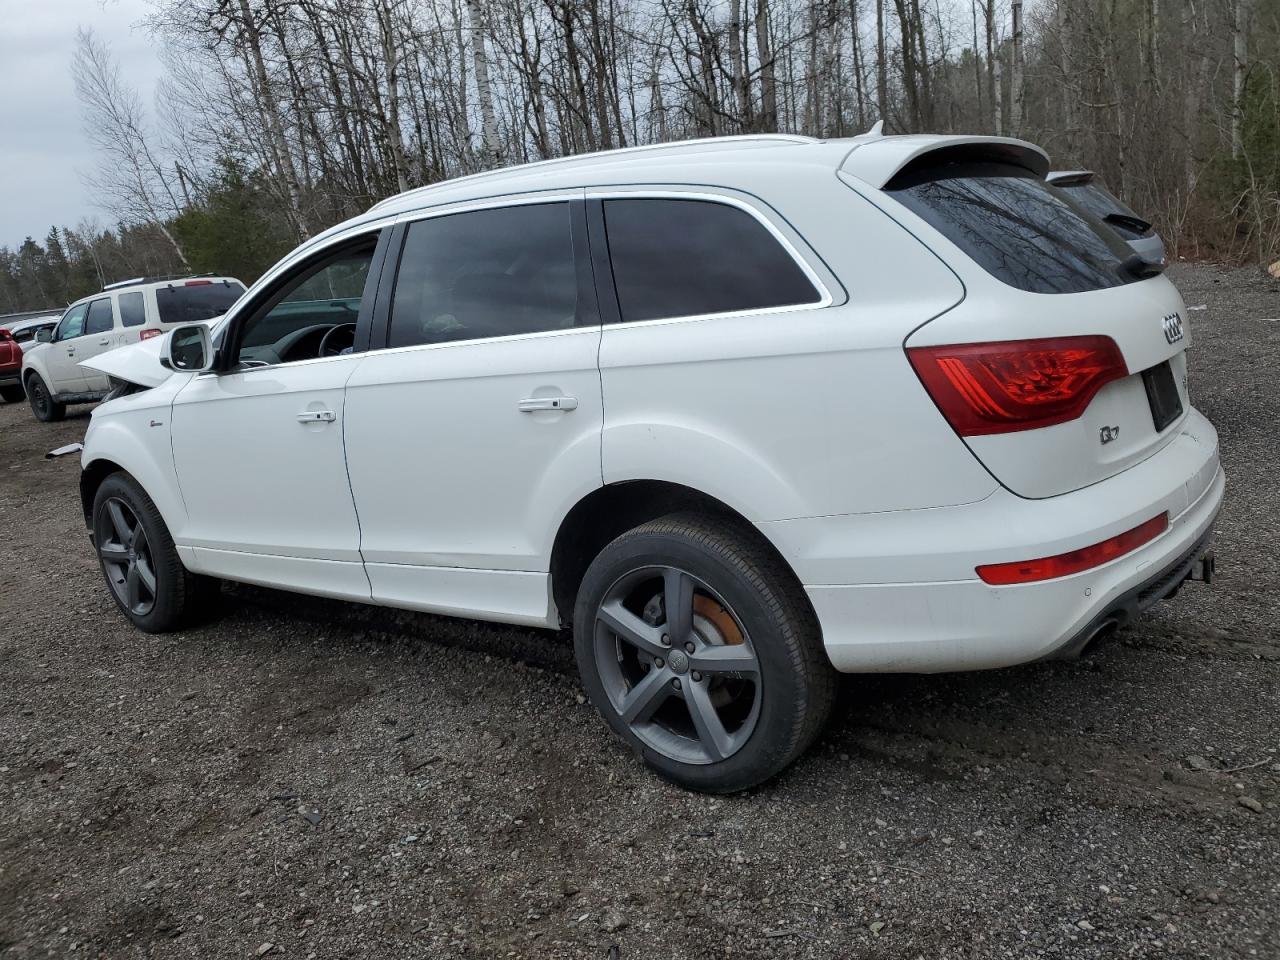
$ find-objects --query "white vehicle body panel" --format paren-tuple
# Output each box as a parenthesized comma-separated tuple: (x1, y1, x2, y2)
(344, 324, 605, 621)
(169, 357, 370, 600)
(78, 133, 1225, 674)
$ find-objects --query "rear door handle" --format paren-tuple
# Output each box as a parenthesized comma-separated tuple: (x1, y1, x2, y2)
(518, 396, 578, 412)
(98, 338, 110, 346)
(297, 410, 337, 423)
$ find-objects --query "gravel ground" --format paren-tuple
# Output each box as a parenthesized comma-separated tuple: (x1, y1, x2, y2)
(1, 261, 1277, 960)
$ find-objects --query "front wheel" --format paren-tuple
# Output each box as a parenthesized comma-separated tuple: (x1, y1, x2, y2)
(93, 473, 219, 632)
(573, 513, 837, 793)
(26, 373, 65, 422)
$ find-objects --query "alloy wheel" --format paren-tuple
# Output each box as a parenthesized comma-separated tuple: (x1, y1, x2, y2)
(593, 566, 762, 765)
(96, 497, 158, 617)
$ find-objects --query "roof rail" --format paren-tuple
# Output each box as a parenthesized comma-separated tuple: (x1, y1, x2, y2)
(370, 134, 819, 213)
(102, 273, 221, 291)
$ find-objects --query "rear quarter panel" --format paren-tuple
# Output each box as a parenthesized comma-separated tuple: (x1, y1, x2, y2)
(599, 177, 999, 521)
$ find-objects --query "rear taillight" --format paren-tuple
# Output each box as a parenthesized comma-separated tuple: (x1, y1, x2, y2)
(139, 329, 162, 340)
(976, 512, 1169, 585)
(907, 335, 1128, 435)
(184, 279, 212, 286)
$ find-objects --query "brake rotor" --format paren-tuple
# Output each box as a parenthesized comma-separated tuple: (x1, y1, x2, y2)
(693, 594, 744, 645)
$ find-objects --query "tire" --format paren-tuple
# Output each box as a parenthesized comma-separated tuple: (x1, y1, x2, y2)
(0, 385, 24, 403)
(573, 512, 837, 793)
(25, 373, 65, 422)
(92, 472, 220, 633)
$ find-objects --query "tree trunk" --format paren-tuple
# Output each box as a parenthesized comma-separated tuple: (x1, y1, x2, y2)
(1009, 0, 1023, 134)
(1232, 0, 1250, 160)
(756, 0, 778, 131)
(876, 0, 887, 123)
(466, 0, 502, 164)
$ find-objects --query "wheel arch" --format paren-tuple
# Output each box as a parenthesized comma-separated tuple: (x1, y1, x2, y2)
(79, 458, 128, 529)
(549, 479, 810, 628)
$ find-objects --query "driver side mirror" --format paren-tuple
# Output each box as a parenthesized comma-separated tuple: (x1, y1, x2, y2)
(160, 324, 215, 374)
(36, 328, 52, 343)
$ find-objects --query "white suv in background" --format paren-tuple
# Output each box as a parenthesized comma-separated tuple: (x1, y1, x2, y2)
(22, 275, 244, 421)
(77, 134, 1223, 792)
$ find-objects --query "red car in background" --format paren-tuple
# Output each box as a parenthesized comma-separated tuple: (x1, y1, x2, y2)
(0, 326, 24, 403)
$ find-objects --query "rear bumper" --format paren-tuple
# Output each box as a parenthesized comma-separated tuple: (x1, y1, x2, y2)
(0, 367, 20, 387)
(760, 408, 1223, 673)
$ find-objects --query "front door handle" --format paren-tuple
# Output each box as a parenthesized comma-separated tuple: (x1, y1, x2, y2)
(98, 338, 111, 346)
(297, 410, 337, 423)
(518, 396, 578, 413)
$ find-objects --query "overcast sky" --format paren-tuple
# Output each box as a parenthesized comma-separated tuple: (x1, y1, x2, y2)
(0, 0, 164, 250)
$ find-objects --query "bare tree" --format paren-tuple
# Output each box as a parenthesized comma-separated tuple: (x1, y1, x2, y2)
(72, 28, 189, 267)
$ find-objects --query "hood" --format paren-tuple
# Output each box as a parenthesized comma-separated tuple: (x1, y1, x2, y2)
(79, 334, 172, 388)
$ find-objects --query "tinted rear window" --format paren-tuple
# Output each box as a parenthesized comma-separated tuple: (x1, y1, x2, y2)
(603, 198, 820, 322)
(156, 281, 245, 325)
(1055, 182, 1153, 239)
(888, 162, 1139, 294)
(118, 291, 146, 327)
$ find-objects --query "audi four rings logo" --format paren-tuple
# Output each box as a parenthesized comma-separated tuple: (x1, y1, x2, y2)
(1162, 311, 1185, 344)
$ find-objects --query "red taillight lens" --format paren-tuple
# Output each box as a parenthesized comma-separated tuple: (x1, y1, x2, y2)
(138, 328, 162, 340)
(977, 512, 1169, 585)
(184, 279, 212, 286)
(907, 336, 1128, 435)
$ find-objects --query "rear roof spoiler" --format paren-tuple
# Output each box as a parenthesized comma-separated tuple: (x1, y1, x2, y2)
(840, 135, 1051, 188)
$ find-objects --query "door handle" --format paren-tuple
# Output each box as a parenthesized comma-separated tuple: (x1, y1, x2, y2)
(98, 338, 110, 346)
(297, 410, 337, 423)
(518, 396, 578, 413)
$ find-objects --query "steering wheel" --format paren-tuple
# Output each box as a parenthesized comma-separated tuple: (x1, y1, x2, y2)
(318, 322, 357, 358)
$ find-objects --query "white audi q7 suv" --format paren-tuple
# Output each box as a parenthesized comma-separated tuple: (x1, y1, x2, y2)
(78, 133, 1223, 792)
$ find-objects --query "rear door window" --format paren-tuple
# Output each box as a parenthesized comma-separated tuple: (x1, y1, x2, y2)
(156, 280, 246, 325)
(388, 202, 580, 348)
(84, 298, 115, 335)
(887, 161, 1139, 294)
(602, 198, 820, 323)
(117, 291, 146, 327)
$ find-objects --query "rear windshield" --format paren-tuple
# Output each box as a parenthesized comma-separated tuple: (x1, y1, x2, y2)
(155, 280, 245, 325)
(1054, 182, 1153, 239)
(887, 161, 1139, 294)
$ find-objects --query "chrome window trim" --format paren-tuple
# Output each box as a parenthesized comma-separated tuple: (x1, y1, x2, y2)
(210, 185, 834, 372)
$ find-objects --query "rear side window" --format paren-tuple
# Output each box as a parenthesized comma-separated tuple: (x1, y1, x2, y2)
(118, 291, 146, 327)
(603, 198, 820, 322)
(887, 161, 1138, 294)
(85, 298, 115, 335)
(389, 202, 579, 348)
(156, 280, 246, 325)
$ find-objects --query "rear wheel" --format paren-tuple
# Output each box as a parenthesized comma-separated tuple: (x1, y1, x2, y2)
(0, 385, 23, 403)
(573, 513, 837, 793)
(26, 373, 64, 422)
(92, 473, 219, 632)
